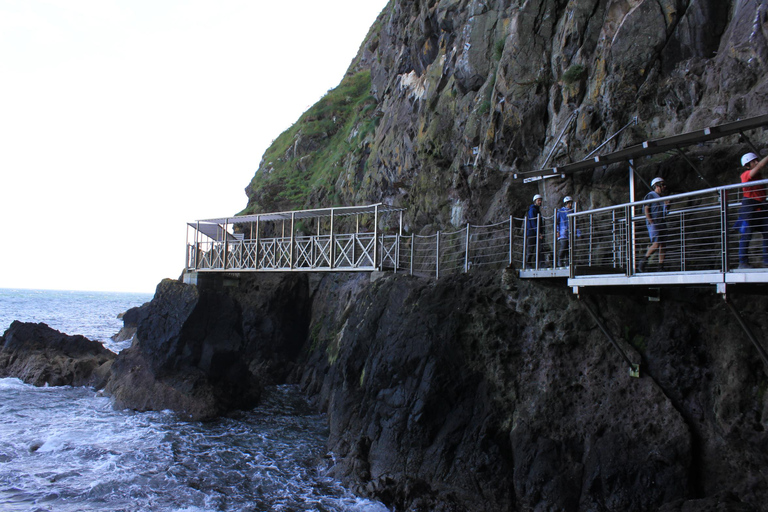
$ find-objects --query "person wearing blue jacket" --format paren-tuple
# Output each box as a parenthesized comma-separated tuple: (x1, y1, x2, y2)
(557, 196, 574, 267)
(525, 194, 543, 267)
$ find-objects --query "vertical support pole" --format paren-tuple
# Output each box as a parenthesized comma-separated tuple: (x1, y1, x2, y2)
(374, 204, 380, 270)
(509, 216, 513, 266)
(290, 212, 295, 269)
(436, 231, 440, 279)
(195, 221, 200, 269)
(588, 216, 593, 267)
(223, 219, 229, 270)
(569, 213, 575, 278)
(330, 208, 335, 269)
(552, 210, 557, 269)
(255, 218, 260, 269)
(720, 189, 730, 272)
(397, 211, 403, 272)
(629, 158, 637, 275)
(410, 234, 414, 276)
(535, 214, 541, 269)
(626, 205, 634, 276)
(522, 216, 529, 269)
(464, 223, 470, 273)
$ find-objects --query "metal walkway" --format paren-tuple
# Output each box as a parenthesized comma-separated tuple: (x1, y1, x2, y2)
(519, 179, 768, 295)
(186, 204, 519, 277)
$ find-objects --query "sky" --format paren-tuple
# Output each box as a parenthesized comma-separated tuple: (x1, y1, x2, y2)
(0, 0, 389, 294)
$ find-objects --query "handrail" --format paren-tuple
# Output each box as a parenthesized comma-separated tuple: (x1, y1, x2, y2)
(569, 178, 768, 219)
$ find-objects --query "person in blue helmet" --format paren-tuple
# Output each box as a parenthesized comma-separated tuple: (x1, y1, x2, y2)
(525, 194, 543, 267)
(638, 177, 669, 272)
(557, 196, 574, 267)
(737, 152, 768, 268)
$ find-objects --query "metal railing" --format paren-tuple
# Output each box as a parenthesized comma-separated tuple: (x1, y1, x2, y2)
(565, 179, 768, 276)
(187, 220, 516, 278)
(186, 179, 768, 280)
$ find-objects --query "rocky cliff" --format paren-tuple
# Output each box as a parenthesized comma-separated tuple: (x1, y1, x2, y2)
(298, 270, 768, 511)
(243, 0, 768, 229)
(99, 270, 768, 510)
(228, 1, 768, 509)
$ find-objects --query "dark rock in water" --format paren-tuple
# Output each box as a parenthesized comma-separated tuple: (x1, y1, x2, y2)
(0, 321, 115, 388)
(106, 274, 311, 421)
(111, 303, 145, 343)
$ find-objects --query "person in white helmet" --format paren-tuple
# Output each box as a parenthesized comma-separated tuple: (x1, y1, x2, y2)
(737, 152, 768, 268)
(638, 177, 669, 272)
(557, 196, 575, 267)
(525, 194, 544, 267)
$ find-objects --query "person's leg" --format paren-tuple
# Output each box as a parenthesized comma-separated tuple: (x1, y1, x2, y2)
(739, 202, 756, 266)
(557, 238, 568, 267)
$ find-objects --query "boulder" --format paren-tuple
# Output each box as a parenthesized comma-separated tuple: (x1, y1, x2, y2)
(0, 321, 115, 388)
(106, 278, 262, 421)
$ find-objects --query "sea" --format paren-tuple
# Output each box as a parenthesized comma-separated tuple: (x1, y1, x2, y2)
(0, 288, 388, 512)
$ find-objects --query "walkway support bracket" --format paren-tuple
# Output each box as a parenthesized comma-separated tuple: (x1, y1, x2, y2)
(579, 296, 641, 378)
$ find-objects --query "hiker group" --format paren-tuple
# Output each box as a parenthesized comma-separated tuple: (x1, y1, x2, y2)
(523, 151, 768, 272)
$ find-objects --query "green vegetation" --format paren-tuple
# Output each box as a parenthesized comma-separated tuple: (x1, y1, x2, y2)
(562, 64, 587, 85)
(494, 38, 505, 61)
(242, 70, 378, 214)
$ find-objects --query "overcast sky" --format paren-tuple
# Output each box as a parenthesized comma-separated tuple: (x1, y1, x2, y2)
(0, 0, 388, 293)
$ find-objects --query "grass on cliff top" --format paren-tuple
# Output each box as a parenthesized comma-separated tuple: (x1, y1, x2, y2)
(242, 70, 377, 214)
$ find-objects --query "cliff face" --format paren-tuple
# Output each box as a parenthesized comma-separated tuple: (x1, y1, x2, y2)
(243, 0, 768, 230)
(298, 271, 768, 511)
(133, 1, 768, 509)
(111, 270, 768, 510)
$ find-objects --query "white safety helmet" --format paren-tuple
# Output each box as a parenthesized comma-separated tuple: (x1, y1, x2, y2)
(563, 196, 573, 203)
(741, 152, 759, 167)
(651, 177, 665, 188)
(532, 194, 542, 202)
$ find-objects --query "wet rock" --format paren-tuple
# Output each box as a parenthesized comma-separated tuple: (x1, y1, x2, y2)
(0, 321, 115, 388)
(106, 274, 311, 421)
(106, 279, 260, 421)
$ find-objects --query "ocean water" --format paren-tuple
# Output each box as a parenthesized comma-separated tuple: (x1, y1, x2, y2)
(0, 289, 387, 512)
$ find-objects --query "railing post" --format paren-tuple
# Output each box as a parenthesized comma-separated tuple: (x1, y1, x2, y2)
(410, 234, 414, 276)
(255, 218, 260, 269)
(436, 231, 440, 279)
(395, 234, 400, 273)
(588, 215, 593, 268)
(223, 219, 229, 270)
(535, 215, 541, 269)
(464, 223, 470, 273)
(720, 189, 730, 272)
(569, 214, 575, 278)
(509, 216, 513, 266)
(522, 217, 528, 269)
(626, 205, 634, 276)
(330, 208, 335, 269)
(290, 212, 295, 269)
(374, 204, 380, 270)
(552, 211, 557, 268)
(194, 221, 200, 269)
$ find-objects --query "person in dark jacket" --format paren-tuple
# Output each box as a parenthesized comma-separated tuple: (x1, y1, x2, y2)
(525, 194, 543, 267)
(557, 196, 574, 267)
